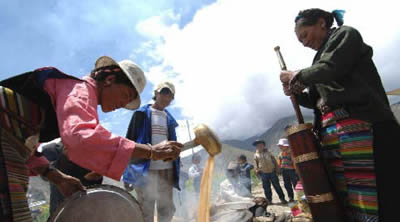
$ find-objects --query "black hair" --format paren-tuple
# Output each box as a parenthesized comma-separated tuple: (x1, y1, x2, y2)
(90, 65, 133, 87)
(295, 8, 344, 29)
(238, 155, 247, 161)
(152, 87, 174, 101)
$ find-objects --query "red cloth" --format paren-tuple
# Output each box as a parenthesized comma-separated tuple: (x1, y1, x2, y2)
(26, 154, 49, 176)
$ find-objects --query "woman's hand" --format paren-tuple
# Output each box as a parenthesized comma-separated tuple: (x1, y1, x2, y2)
(282, 83, 291, 96)
(280, 70, 295, 96)
(280, 70, 295, 84)
(151, 141, 183, 161)
(280, 70, 305, 95)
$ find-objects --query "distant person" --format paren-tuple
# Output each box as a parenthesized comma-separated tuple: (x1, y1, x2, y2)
(212, 161, 269, 222)
(172, 161, 190, 221)
(179, 161, 189, 191)
(188, 154, 203, 194)
(237, 154, 254, 196)
(214, 161, 254, 221)
(122, 82, 180, 222)
(277, 138, 298, 202)
(253, 139, 287, 204)
(219, 161, 249, 201)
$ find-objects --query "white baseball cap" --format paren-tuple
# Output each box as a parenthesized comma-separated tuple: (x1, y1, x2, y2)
(277, 138, 289, 147)
(155, 81, 175, 95)
(94, 56, 146, 110)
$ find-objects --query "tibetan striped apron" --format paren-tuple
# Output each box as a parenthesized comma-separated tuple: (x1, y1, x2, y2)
(320, 108, 378, 222)
(0, 86, 45, 222)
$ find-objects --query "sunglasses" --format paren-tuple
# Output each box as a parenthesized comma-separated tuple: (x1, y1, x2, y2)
(159, 88, 173, 95)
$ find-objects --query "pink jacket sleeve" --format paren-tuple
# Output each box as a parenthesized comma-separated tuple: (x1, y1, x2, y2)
(44, 78, 135, 180)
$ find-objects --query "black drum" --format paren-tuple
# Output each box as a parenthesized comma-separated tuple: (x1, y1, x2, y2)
(48, 185, 144, 222)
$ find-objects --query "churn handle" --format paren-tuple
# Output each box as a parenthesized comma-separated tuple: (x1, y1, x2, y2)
(274, 46, 304, 124)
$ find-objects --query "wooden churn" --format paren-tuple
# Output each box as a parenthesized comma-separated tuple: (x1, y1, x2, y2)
(274, 46, 345, 222)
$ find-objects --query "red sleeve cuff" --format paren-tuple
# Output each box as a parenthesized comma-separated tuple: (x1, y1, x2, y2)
(106, 138, 135, 180)
(26, 155, 49, 176)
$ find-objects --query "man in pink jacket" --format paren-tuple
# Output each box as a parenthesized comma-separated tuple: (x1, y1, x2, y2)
(0, 56, 182, 221)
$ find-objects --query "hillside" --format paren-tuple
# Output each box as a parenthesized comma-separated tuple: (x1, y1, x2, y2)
(224, 115, 313, 156)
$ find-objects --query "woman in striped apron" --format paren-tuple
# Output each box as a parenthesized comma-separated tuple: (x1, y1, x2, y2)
(0, 56, 182, 222)
(279, 8, 400, 222)
(0, 86, 85, 222)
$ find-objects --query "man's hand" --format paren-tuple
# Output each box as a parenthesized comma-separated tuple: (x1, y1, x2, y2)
(151, 141, 183, 161)
(56, 175, 86, 197)
(46, 169, 86, 197)
(84, 171, 103, 181)
(255, 169, 261, 179)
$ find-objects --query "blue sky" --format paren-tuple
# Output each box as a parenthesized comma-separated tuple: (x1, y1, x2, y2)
(1, 0, 399, 143)
(0, 0, 215, 140)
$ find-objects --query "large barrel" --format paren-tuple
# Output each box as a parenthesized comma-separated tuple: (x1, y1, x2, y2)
(286, 123, 345, 222)
(48, 185, 144, 222)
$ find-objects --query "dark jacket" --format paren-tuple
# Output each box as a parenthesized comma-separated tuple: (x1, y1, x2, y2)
(122, 104, 180, 189)
(295, 26, 395, 129)
(0, 67, 82, 142)
(238, 162, 254, 183)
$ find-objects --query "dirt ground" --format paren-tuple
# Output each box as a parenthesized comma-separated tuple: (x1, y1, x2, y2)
(252, 178, 293, 218)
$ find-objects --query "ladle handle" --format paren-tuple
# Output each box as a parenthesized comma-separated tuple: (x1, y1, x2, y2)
(182, 140, 197, 151)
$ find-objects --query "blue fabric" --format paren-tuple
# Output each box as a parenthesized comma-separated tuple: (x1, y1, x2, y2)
(35, 67, 80, 88)
(332, 9, 345, 26)
(281, 169, 298, 200)
(122, 104, 181, 189)
(238, 163, 254, 193)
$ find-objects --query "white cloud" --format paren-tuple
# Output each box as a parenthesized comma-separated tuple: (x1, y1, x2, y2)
(135, 0, 400, 140)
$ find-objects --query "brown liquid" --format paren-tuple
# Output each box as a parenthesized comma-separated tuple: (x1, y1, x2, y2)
(197, 156, 215, 222)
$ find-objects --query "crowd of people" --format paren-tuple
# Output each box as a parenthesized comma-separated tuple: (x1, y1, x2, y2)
(0, 7, 398, 222)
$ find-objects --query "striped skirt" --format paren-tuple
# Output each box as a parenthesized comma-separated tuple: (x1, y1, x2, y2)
(0, 131, 32, 222)
(0, 86, 45, 222)
(320, 109, 378, 222)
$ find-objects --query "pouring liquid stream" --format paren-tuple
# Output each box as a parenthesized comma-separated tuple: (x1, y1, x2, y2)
(197, 156, 215, 222)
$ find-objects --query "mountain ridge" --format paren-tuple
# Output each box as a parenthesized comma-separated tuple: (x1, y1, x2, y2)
(224, 102, 400, 155)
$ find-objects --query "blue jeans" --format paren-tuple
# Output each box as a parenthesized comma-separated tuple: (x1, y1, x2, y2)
(281, 169, 298, 200)
(50, 183, 64, 214)
(259, 172, 285, 202)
